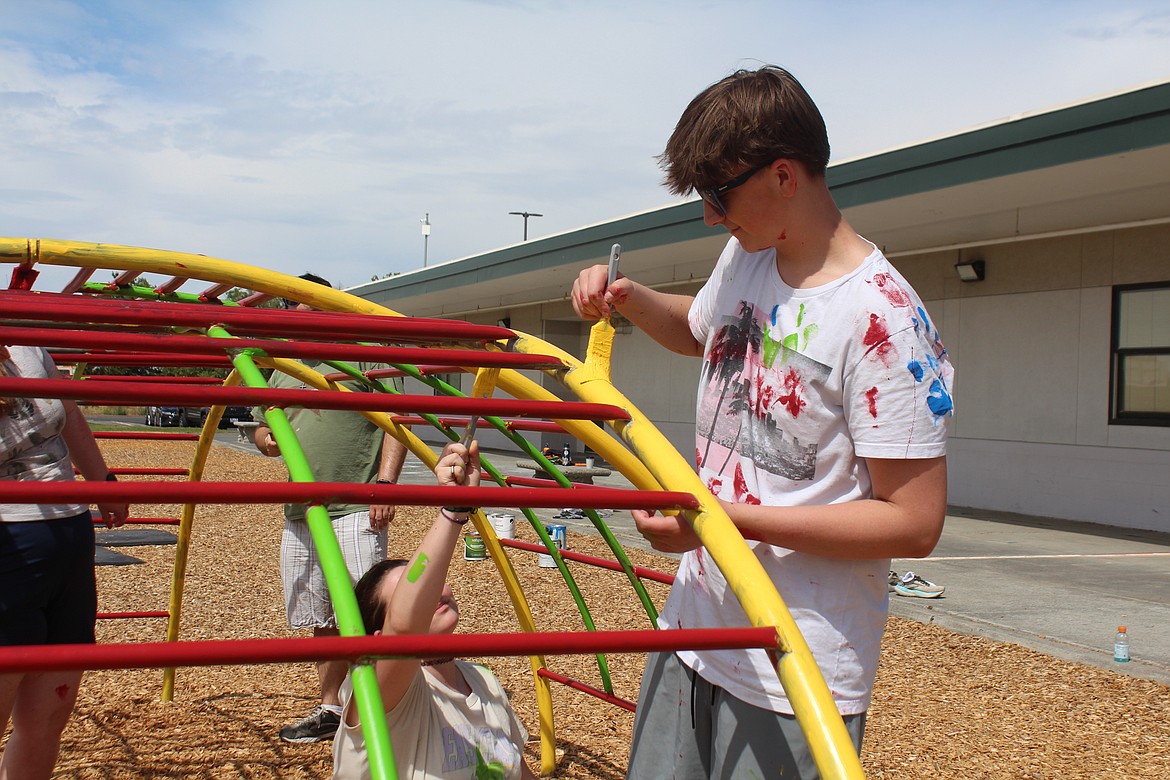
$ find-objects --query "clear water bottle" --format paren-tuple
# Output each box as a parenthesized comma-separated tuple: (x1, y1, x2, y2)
(1113, 626, 1130, 662)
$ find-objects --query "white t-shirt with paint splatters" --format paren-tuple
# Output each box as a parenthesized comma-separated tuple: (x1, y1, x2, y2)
(333, 661, 528, 780)
(663, 237, 953, 715)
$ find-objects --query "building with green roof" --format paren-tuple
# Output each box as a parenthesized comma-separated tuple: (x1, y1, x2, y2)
(352, 79, 1170, 533)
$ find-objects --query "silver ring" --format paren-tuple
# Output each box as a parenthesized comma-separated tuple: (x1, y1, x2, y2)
(450, 464, 456, 477)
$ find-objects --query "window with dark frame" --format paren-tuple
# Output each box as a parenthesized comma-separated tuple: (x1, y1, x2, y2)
(1111, 282, 1170, 425)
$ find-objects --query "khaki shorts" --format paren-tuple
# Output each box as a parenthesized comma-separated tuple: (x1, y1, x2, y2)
(280, 511, 387, 629)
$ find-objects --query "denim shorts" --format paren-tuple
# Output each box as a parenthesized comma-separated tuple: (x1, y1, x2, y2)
(0, 511, 97, 645)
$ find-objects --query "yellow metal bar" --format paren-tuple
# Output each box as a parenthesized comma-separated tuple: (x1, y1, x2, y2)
(162, 371, 244, 701)
(511, 325, 866, 780)
(464, 366, 556, 771)
(7, 237, 859, 776)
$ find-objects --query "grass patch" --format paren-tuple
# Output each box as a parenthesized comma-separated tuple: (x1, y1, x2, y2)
(88, 423, 204, 434)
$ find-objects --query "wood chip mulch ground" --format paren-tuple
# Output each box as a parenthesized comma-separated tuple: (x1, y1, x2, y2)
(34, 440, 1170, 778)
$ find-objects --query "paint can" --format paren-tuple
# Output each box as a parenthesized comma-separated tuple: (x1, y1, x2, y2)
(538, 523, 567, 568)
(463, 530, 486, 561)
(488, 513, 515, 540)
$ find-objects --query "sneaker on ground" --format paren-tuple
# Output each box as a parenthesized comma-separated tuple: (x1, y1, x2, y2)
(888, 570, 900, 592)
(893, 571, 945, 598)
(279, 705, 341, 743)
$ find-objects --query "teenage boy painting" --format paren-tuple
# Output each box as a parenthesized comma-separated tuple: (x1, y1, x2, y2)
(571, 65, 954, 779)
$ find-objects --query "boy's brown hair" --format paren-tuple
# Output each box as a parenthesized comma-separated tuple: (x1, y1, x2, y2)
(659, 65, 830, 195)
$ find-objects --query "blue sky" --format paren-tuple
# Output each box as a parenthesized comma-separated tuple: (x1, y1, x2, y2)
(3, 0, 1168, 292)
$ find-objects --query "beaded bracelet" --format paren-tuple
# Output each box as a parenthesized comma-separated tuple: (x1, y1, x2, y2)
(440, 508, 471, 526)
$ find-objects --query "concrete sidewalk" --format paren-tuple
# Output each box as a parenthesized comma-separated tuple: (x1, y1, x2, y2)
(889, 507, 1170, 685)
(214, 434, 1170, 686)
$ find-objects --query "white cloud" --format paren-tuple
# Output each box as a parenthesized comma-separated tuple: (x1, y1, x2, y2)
(1, 0, 1168, 293)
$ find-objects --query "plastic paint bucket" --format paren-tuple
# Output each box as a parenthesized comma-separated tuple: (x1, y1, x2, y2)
(488, 513, 515, 540)
(538, 523, 567, 568)
(463, 530, 486, 561)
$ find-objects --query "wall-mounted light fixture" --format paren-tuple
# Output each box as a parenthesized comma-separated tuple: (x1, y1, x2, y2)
(955, 259, 985, 282)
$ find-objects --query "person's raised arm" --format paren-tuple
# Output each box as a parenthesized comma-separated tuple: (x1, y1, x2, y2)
(373, 440, 479, 710)
(571, 264, 704, 357)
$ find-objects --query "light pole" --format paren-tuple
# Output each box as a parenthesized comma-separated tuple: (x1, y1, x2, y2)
(508, 211, 543, 241)
(420, 213, 431, 266)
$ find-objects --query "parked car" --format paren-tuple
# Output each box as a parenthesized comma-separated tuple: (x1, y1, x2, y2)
(217, 406, 253, 429)
(144, 406, 207, 428)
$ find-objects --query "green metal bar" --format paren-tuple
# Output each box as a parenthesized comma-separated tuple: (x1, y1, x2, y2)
(206, 327, 397, 780)
(322, 358, 629, 693)
(80, 281, 243, 305)
(410, 368, 660, 625)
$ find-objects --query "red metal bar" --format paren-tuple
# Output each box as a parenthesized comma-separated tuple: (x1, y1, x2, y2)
(0, 325, 563, 371)
(498, 539, 675, 585)
(79, 467, 188, 476)
(91, 432, 200, 441)
(2, 481, 701, 512)
(0, 291, 515, 344)
(110, 270, 140, 287)
(61, 268, 96, 294)
(81, 375, 225, 384)
(537, 668, 636, 712)
(0, 627, 781, 673)
(198, 282, 234, 301)
(52, 352, 234, 368)
(0, 377, 631, 422)
(154, 276, 188, 295)
(96, 611, 169, 620)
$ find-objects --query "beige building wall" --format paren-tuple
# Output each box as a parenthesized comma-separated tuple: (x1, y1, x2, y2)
(395, 222, 1170, 533)
(893, 223, 1170, 532)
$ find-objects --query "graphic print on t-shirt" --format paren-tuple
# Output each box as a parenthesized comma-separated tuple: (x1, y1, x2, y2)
(696, 300, 829, 483)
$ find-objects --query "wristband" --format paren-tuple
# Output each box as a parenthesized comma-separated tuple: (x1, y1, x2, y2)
(442, 506, 475, 514)
(376, 479, 394, 484)
(440, 508, 471, 526)
(105, 472, 118, 482)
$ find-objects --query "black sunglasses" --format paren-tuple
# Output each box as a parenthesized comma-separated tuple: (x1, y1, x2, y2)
(697, 161, 770, 217)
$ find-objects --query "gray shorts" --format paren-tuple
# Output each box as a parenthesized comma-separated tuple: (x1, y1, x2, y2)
(280, 511, 387, 630)
(627, 651, 866, 780)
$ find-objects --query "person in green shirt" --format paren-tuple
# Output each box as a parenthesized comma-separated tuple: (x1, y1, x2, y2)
(253, 273, 409, 744)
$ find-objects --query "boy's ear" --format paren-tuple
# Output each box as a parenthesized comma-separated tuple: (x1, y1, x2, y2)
(772, 159, 801, 196)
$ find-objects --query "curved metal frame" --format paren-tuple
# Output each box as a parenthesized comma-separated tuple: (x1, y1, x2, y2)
(1, 237, 865, 779)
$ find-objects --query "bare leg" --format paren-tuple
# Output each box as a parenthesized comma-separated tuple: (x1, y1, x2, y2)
(0, 671, 83, 780)
(313, 626, 346, 707)
(0, 672, 21, 740)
